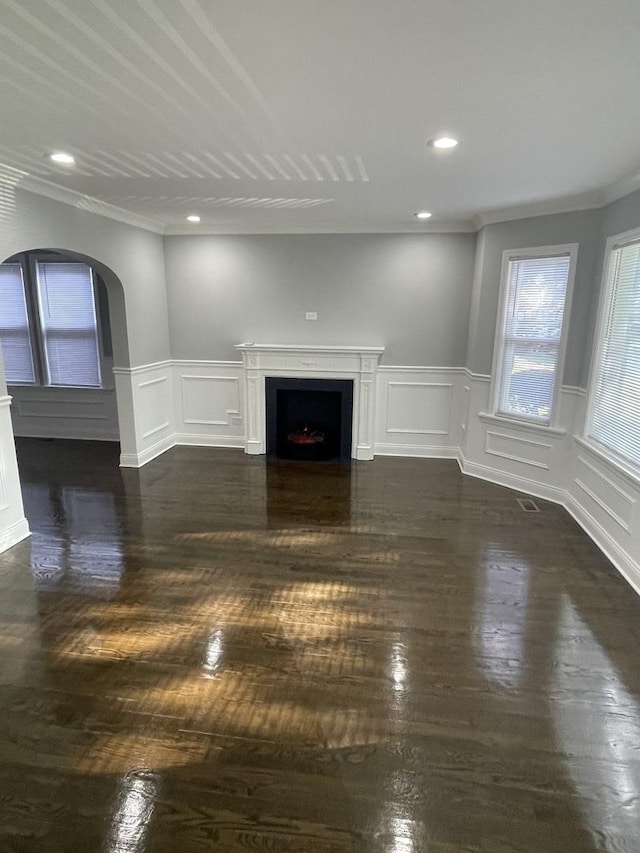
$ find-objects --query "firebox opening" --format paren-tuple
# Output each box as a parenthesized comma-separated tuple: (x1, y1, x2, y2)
(265, 377, 353, 461)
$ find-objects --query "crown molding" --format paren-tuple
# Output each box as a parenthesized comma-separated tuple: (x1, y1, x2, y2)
(9, 164, 640, 237)
(474, 164, 640, 229)
(17, 174, 165, 234)
(473, 189, 604, 229)
(601, 170, 640, 205)
(163, 220, 477, 236)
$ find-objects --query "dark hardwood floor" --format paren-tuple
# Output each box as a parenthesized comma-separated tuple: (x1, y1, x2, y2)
(1, 437, 639, 852)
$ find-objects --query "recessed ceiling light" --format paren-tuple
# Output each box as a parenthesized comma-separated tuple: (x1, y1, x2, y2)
(49, 151, 75, 165)
(186, 214, 201, 223)
(415, 211, 432, 219)
(428, 136, 459, 150)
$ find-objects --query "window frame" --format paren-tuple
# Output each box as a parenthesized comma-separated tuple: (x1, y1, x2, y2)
(0, 261, 38, 385)
(1, 252, 106, 390)
(584, 226, 640, 479)
(490, 243, 579, 429)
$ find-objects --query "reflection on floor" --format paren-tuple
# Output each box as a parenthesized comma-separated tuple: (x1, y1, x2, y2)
(1, 438, 639, 852)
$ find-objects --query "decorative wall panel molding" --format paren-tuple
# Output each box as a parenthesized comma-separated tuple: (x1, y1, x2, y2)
(13, 358, 636, 602)
(386, 382, 452, 435)
(575, 455, 635, 534)
(484, 430, 553, 470)
(10, 386, 119, 441)
(375, 368, 462, 456)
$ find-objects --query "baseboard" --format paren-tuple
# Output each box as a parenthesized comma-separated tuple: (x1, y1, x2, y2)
(120, 434, 175, 468)
(14, 429, 119, 442)
(456, 451, 567, 504)
(174, 433, 244, 449)
(374, 443, 458, 459)
(0, 517, 30, 553)
(457, 450, 640, 597)
(565, 494, 640, 596)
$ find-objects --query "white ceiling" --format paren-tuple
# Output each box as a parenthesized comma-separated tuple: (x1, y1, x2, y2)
(2, 0, 640, 234)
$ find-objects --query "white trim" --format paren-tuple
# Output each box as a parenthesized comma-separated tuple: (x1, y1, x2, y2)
(577, 454, 636, 507)
(584, 226, 640, 481)
(113, 360, 173, 376)
(458, 446, 640, 598)
(141, 421, 170, 440)
(137, 375, 168, 390)
(15, 430, 118, 441)
(601, 172, 640, 206)
(574, 435, 640, 489)
(375, 443, 458, 458)
(18, 175, 164, 234)
(565, 494, 640, 597)
(11, 161, 640, 237)
(180, 374, 238, 426)
(236, 343, 385, 355)
(16, 408, 108, 420)
(478, 411, 566, 437)
(172, 359, 242, 367)
(385, 381, 452, 435)
(173, 433, 244, 449)
(378, 365, 466, 374)
(464, 369, 491, 382)
(474, 190, 603, 229)
(235, 343, 384, 460)
(484, 430, 552, 470)
(489, 243, 578, 429)
(0, 517, 31, 551)
(164, 221, 477, 235)
(574, 477, 631, 534)
(120, 434, 174, 468)
(457, 450, 566, 504)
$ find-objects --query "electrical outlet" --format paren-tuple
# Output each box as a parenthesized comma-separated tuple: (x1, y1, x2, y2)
(305, 312, 318, 320)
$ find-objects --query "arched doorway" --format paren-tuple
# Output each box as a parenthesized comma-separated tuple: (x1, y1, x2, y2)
(0, 246, 135, 551)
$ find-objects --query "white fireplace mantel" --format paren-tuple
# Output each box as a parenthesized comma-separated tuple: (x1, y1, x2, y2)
(235, 343, 385, 460)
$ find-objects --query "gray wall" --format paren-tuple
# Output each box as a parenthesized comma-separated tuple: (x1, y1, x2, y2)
(464, 208, 602, 386)
(0, 187, 171, 369)
(164, 233, 477, 365)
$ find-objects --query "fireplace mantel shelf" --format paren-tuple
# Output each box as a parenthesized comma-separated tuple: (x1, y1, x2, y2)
(235, 343, 385, 355)
(235, 343, 385, 460)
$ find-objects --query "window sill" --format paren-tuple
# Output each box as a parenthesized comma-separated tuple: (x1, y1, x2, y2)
(573, 436, 640, 489)
(478, 411, 567, 437)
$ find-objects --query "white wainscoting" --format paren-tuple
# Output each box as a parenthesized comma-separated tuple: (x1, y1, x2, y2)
(0, 395, 30, 550)
(566, 438, 640, 595)
(460, 374, 640, 595)
(173, 360, 244, 448)
(114, 361, 174, 467)
(104, 358, 640, 599)
(374, 367, 464, 457)
(458, 374, 573, 504)
(9, 385, 119, 441)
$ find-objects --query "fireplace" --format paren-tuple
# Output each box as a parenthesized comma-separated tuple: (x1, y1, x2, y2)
(265, 377, 353, 461)
(235, 344, 384, 460)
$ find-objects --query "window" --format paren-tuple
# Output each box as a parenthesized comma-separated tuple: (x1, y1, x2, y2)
(586, 229, 640, 472)
(492, 245, 577, 425)
(0, 263, 36, 384)
(0, 254, 102, 388)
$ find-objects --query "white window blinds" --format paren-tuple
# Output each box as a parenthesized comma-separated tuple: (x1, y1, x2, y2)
(587, 237, 640, 470)
(35, 262, 101, 387)
(496, 253, 572, 424)
(0, 263, 36, 384)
